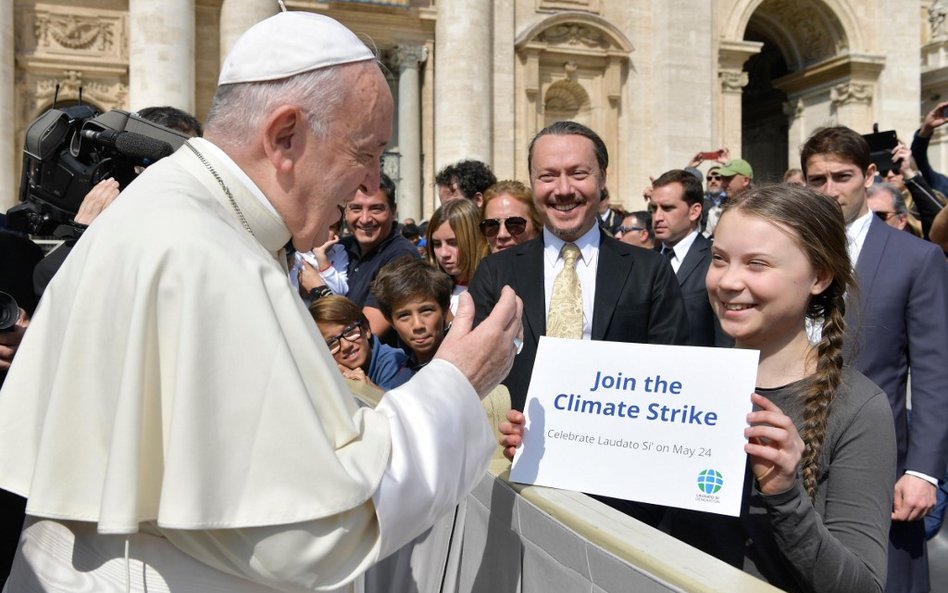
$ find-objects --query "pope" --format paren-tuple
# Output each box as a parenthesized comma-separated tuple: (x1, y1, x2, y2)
(0, 11, 522, 593)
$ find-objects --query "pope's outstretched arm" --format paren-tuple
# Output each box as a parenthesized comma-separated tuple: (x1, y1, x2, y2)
(160, 289, 522, 591)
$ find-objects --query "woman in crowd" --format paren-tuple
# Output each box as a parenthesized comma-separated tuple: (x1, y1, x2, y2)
(371, 256, 453, 374)
(425, 198, 487, 313)
(501, 184, 897, 593)
(479, 180, 542, 252)
(309, 296, 411, 390)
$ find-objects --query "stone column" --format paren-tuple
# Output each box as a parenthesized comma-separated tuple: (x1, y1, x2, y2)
(393, 45, 427, 223)
(784, 96, 807, 168)
(129, 0, 195, 112)
(220, 0, 277, 65)
(718, 69, 749, 157)
(0, 0, 14, 212)
(716, 40, 761, 157)
(435, 0, 492, 168)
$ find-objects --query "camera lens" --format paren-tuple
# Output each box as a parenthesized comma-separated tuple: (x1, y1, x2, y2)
(0, 292, 20, 332)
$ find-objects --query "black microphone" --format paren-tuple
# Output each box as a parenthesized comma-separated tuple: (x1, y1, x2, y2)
(81, 129, 174, 165)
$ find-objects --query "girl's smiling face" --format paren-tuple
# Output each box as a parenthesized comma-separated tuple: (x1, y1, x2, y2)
(706, 210, 831, 353)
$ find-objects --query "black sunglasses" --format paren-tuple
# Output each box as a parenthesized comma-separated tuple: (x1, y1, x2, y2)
(874, 210, 897, 222)
(479, 216, 527, 238)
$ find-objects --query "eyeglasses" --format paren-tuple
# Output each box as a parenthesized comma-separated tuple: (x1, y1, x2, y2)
(616, 225, 645, 234)
(706, 174, 722, 181)
(874, 211, 897, 221)
(325, 321, 364, 354)
(479, 216, 527, 238)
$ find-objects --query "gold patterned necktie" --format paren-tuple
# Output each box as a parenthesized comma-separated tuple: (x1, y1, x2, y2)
(547, 242, 583, 339)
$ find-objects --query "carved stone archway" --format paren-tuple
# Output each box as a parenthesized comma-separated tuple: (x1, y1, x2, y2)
(718, 0, 883, 176)
(514, 12, 632, 182)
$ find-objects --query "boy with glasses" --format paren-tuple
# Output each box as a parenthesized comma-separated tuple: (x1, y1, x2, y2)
(310, 295, 412, 390)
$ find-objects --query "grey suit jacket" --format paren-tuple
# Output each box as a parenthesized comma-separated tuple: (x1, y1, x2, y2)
(469, 233, 689, 411)
(847, 215, 948, 479)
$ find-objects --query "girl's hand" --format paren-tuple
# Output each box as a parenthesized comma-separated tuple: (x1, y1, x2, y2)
(338, 364, 368, 384)
(498, 409, 525, 462)
(744, 392, 805, 495)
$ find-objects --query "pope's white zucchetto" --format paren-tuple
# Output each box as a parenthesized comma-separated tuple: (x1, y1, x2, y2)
(218, 11, 375, 86)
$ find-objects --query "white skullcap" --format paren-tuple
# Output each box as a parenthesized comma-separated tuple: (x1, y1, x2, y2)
(219, 11, 375, 85)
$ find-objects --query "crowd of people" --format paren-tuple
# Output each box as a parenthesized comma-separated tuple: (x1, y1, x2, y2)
(0, 8, 946, 593)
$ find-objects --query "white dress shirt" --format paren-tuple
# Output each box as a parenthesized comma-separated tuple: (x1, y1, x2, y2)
(661, 229, 700, 275)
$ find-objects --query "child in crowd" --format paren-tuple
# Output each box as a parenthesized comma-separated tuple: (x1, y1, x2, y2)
(479, 180, 542, 253)
(500, 184, 897, 593)
(425, 199, 487, 313)
(371, 256, 452, 373)
(292, 207, 349, 301)
(309, 296, 411, 390)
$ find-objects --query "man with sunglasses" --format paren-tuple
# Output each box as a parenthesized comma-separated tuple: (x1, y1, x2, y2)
(803, 126, 948, 593)
(867, 183, 921, 236)
(469, 120, 689, 412)
(615, 210, 654, 250)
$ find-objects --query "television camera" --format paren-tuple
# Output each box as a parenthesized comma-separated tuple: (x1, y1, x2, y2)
(8, 105, 189, 235)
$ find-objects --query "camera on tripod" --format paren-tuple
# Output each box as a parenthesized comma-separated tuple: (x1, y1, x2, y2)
(7, 104, 189, 235)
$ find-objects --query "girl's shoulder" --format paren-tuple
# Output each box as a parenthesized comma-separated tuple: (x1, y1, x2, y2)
(828, 367, 893, 431)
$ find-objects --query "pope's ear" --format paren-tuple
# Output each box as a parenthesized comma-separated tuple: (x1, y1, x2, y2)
(262, 105, 305, 173)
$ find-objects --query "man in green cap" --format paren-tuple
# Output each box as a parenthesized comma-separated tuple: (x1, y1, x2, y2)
(717, 158, 754, 198)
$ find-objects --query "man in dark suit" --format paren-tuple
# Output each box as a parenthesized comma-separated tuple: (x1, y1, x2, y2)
(651, 169, 732, 347)
(802, 126, 948, 593)
(469, 121, 689, 412)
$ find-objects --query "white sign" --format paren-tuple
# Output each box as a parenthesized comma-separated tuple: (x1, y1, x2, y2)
(510, 337, 759, 517)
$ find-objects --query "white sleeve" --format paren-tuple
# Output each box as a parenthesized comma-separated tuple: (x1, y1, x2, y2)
(160, 360, 494, 589)
(319, 245, 349, 295)
(371, 359, 495, 558)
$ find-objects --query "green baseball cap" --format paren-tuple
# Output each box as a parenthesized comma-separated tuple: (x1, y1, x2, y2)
(717, 159, 753, 179)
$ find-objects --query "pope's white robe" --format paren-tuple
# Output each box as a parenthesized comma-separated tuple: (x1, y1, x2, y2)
(0, 138, 494, 592)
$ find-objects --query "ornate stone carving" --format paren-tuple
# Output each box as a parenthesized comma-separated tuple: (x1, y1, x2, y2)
(392, 45, 428, 69)
(719, 70, 748, 93)
(35, 13, 113, 51)
(538, 24, 608, 49)
(32, 70, 128, 111)
(930, 0, 948, 42)
(830, 82, 872, 107)
(749, 0, 847, 67)
(563, 61, 578, 81)
(544, 80, 589, 115)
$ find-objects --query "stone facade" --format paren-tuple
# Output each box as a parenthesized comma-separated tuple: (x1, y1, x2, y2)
(2, 0, 945, 218)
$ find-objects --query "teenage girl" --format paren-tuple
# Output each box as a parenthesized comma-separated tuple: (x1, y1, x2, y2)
(501, 184, 896, 593)
(425, 198, 488, 314)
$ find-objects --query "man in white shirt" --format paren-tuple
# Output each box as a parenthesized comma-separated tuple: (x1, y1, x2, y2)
(651, 169, 731, 347)
(0, 11, 522, 593)
(801, 125, 948, 593)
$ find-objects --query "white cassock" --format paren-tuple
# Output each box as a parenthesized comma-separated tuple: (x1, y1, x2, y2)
(0, 138, 494, 592)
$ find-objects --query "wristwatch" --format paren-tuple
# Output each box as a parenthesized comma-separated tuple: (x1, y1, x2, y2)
(308, 285, 334, 301)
